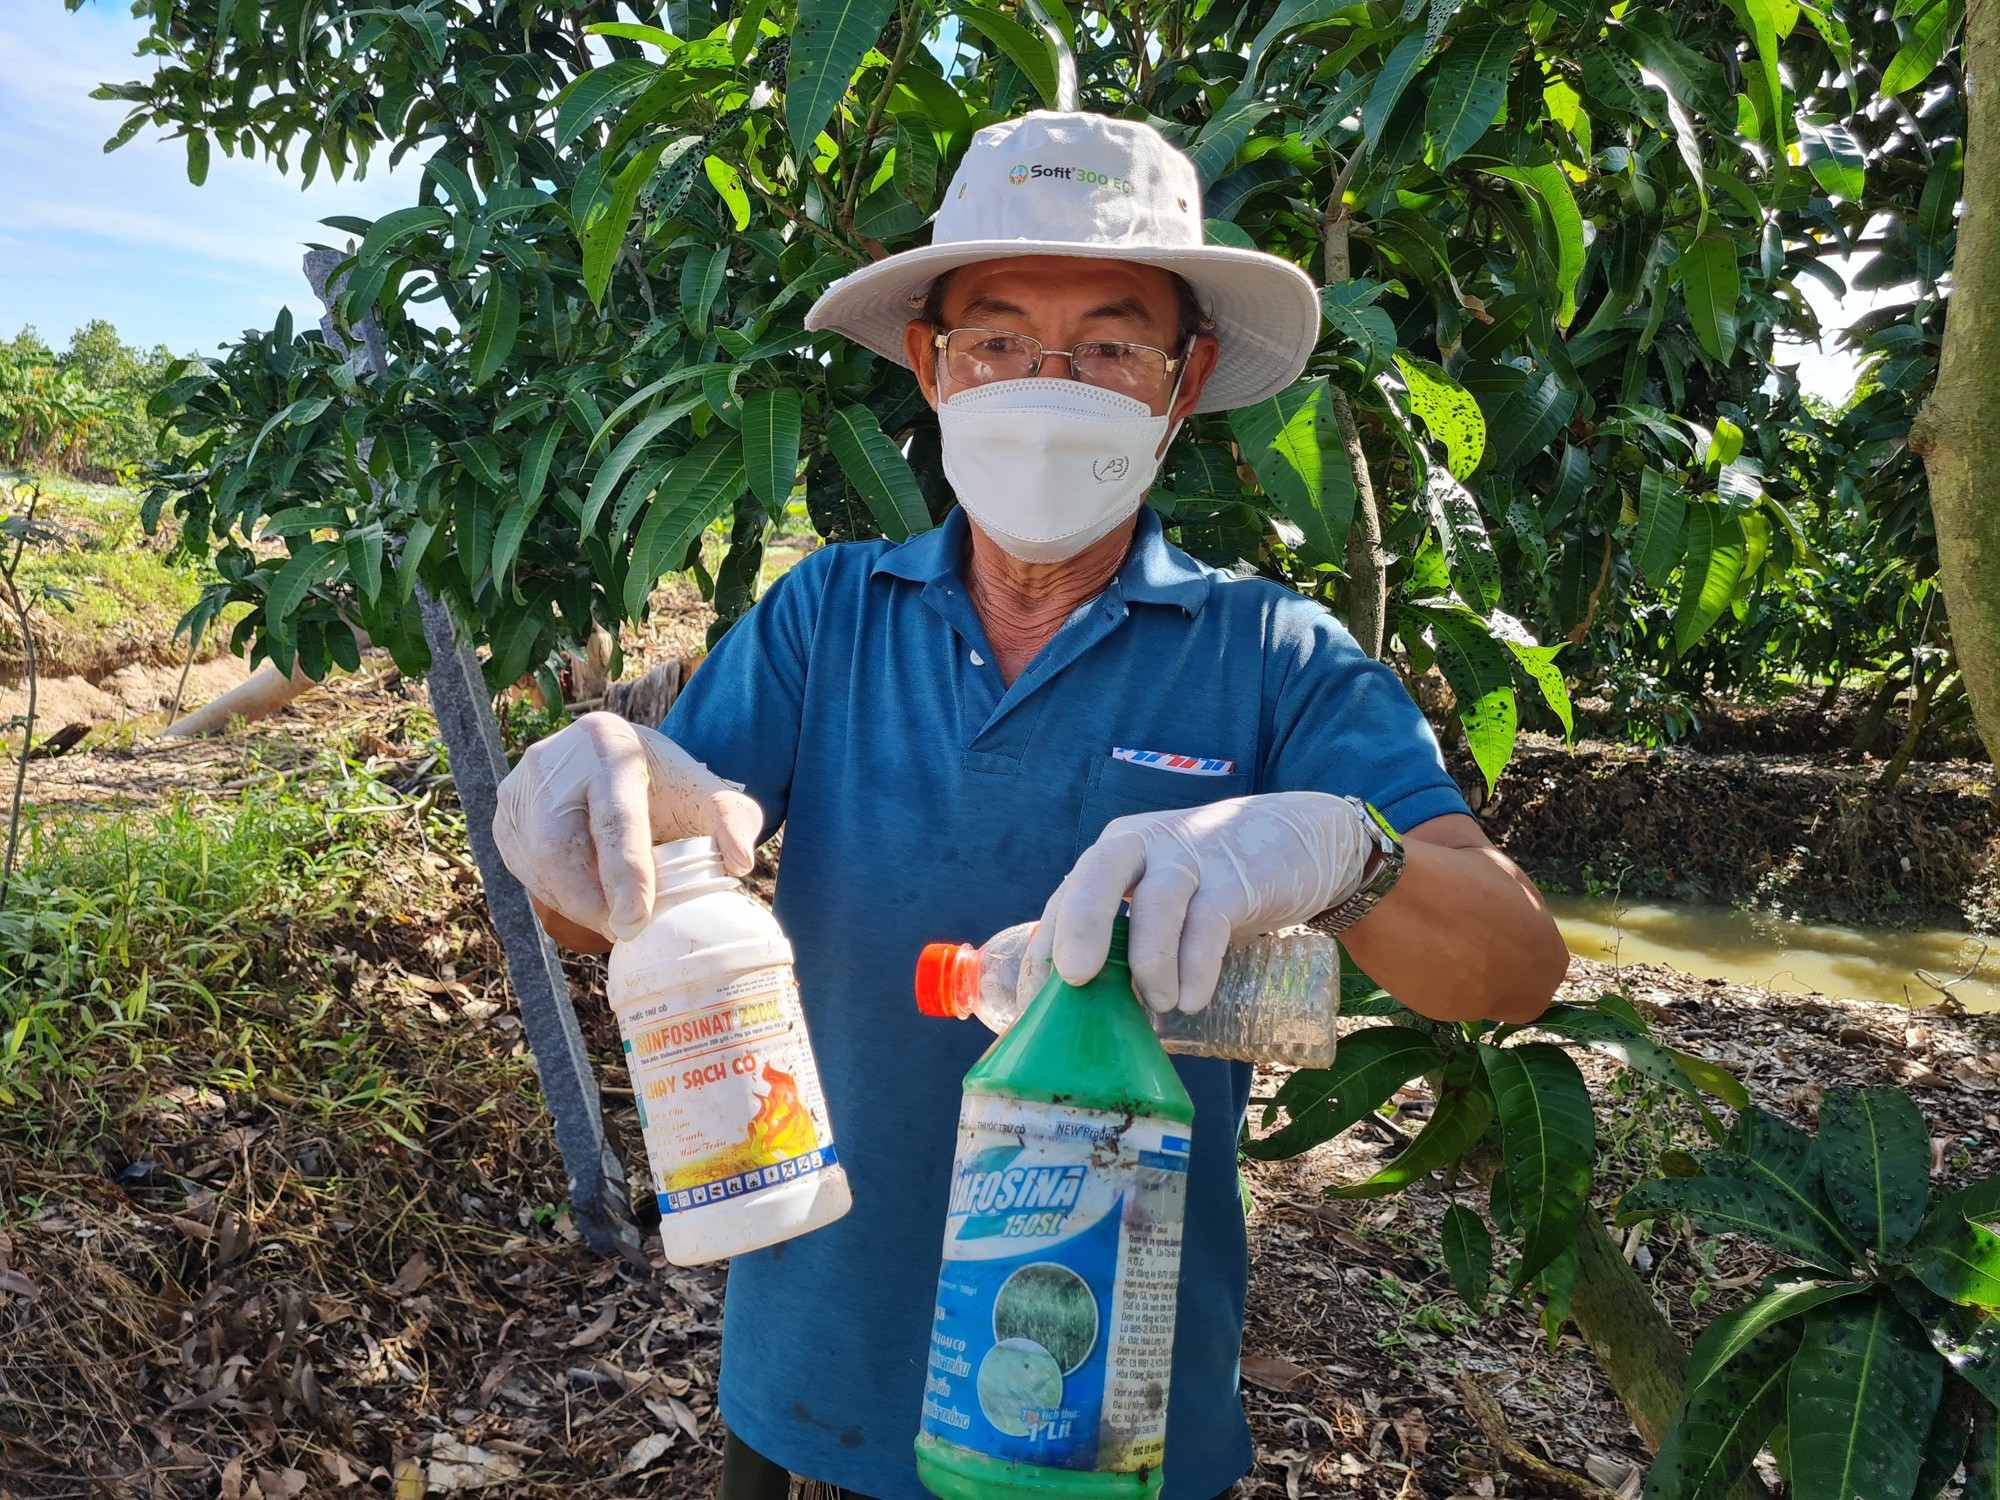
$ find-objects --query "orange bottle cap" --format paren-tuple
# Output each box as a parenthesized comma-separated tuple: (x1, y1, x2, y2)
(915, 942, 975, 1019)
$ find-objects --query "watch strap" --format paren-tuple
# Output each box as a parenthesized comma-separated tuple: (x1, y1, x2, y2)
(1307, 800, 1404, 936)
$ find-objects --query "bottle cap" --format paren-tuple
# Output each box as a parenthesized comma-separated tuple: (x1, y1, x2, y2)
(915, 942, 976, 1019)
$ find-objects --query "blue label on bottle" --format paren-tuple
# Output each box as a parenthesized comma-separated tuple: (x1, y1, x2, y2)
(920, 1097, 1187, 1475)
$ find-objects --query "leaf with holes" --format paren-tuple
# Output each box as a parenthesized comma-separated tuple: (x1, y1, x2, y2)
(1426, 27, 1518, 167)
(704, 156, 751, 231)
(826, 405, 929, 542)
(1320, 282, 1399, 376)
(1706, 1109, 1858, 1258)
(1424, 471, 1499, 614)
(1481, 1043, 1595, 1288)
(1441, 1203, 1494, 1310)
(1245, 1026, 1446, 1160)
(1479, 367, 1577, 473)
(1644, 1321, 1799, 1500)
(1427, 607, 1516, 794)
(582, 140, 666, 307)
(1680, 232, 1740, 364)
(1396, 355, 1485, 479)
(1906, 1211, 2000, 1309)
(786, 0, 896, 154)
(1686, 1280, 1865, 1394)
(1617, 1176, 1857, 1276)
(1787, 1293, 1945, 1500)
(1817, 1087, 1931, 1257)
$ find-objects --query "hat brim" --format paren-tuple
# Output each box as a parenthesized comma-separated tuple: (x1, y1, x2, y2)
(804, 239, 1322, 414)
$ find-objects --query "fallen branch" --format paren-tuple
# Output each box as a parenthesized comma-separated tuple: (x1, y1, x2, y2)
(1455, 1373, 1627, 1500)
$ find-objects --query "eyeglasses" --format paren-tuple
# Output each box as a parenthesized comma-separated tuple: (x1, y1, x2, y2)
(932, 327, 1184, 400)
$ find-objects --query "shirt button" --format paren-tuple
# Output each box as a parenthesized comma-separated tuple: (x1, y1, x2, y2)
(969, 650, 986, 667)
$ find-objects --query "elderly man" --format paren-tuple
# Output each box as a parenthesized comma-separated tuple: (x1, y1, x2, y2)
(496, 111, 1566, 1500)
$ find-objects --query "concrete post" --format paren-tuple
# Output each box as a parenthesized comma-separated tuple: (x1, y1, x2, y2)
(303, 249, 639, 1258)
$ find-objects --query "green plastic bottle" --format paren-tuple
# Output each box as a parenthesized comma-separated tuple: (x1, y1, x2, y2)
(916, 918, 1195, 1500)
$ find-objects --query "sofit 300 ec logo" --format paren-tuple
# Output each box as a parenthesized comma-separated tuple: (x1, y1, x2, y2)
(1008, 161, 1133, 193)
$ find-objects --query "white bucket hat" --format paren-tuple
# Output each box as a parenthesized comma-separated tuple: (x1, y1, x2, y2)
(804, 110, 1321, 413)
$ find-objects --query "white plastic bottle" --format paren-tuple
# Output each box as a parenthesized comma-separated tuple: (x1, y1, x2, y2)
(606, 836, 851, 1264)
(915, 921, 1342, 1067)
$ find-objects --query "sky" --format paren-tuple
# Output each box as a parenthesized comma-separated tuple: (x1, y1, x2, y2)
(3, 0, 1878, 398)
(0, 0, 420, 359)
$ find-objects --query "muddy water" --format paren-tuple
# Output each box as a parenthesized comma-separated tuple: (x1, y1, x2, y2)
(1547, 895, 2000, 1013)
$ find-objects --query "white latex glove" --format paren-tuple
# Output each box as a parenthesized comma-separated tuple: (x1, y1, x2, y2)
(1024, 792, 1377, 1014)
(493, 711, 764, 942)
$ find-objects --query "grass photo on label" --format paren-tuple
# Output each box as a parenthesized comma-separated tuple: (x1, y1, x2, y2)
(976, 1338, 1065, 1437)
(993, 1262, 1100, 1375)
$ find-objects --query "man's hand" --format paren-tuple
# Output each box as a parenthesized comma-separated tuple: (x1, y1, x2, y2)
(493, 711, 764, 944)
(1026, 792, 1376, 1014)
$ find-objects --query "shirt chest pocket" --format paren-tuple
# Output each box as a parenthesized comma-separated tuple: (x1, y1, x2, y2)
(1074, 754, 1252, 856)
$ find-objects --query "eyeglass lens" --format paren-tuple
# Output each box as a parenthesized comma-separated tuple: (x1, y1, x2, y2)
(942, 329, 1170, 398)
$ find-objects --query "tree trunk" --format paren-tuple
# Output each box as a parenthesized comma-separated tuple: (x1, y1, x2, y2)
(1848, 670, 1903, 757)
(1909, 0, 2000, 779)
(1324, 175, 1386, 660)
(1568, 1213, 1690, 1450)
(1878, 669, 1948, 790)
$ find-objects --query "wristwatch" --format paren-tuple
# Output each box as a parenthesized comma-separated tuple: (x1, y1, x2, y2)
(1307, 800, 1405, 936)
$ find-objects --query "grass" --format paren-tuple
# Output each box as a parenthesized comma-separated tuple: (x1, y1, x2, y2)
(2, 470, 235, 679)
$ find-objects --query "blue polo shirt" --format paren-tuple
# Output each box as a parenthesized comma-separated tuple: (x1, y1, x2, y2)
(662, 506, 1467, 1499)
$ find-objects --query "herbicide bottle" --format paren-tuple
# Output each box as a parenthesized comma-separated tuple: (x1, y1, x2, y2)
(605, 836, 850, 1265)
(917, 917, 1192, 1500)
(916, 921, 1341, 1067)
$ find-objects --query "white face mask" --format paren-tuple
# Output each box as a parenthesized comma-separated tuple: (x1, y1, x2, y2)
(937, 377, 1179, 564)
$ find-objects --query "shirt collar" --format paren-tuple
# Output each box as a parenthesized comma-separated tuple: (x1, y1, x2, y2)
(870, 506, 1213, 616)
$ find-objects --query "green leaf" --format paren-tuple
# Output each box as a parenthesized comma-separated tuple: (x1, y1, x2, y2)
(1907, 1212, 2000, 1309)
(623, 433, 746, 617)
(551, 58, 655, 149)
(1396, 355, 1485, 480)
(1230, 378, 1355, 560)
(1880, 0, 1963, 94)
(1911, 1385, 1971, 1500)
(1617, 1176, 1857, 1276)
(1425, 26, 1518, 168)
(1974, 1405, 2000, 1500)
(1481, 1043, 1595, 1288)
(680, 244, 729, 336)
(583, 408, 689, 536)
(1528, 1004, 1738, 1107)
(703, 155, 751, 231)
(1424, 472, 1499, 615)
(1644, 1322, 1799, 1500)
(826, 405, 930, 542)
(786, 0, 896, 153)
(1244, 1026, 1447, 1161)
(1363, 32, 1432, 150)
(582, 138, 668, 306)
(1427, 608, 1517, 794)
(358, 204, 452, 265)
(1788, 1294, 1945, 1500)
(345, 530, 384, 604)
(1917, 139, 1964, 245)
(741, 388, 804, 520)
(1799, 119, 1867, 201)
(1895, 1280, 2000, 1405)
(1522, 163, 1586, 327)
(518, 419, 561, 512)
(468, 269, 520, 387)
(1708, 1108, 1859, 1260)
(1666, 1048, 1751, 1111)
(1320, 282, 1399, 376)
(454, 482, 498, 582)
(452, 436, 507, 493)
(490, 491, 545, 593)
(1323, 1072, 1494, 1199)
(953, 3, 1060, 109)
(893, 118, 939, 203)
(1190, 95, 1278, 187)
(1680, 233, 1740, 364)
(1687, 1280, 1866, 1393)
(1817, 1087, 1931, 1257)
(396, 516, 437, 603)
(1673, 504, 1746, 656)
(1632, 468, 1687, 583)
(266, 541, 335, 629)
(1479, 368, 1577, 473)
(1505, 642, 1574, 739)
(185, 129, 210, 187)
(1440, 1204, 1493, 1310)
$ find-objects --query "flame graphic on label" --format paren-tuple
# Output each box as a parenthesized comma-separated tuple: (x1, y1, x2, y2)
(746, 1063, 819, 1160)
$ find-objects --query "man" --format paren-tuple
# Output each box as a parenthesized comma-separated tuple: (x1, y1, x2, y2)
(495, 111, 1567, 1500)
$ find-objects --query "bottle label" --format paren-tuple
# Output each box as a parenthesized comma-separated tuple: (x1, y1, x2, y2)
(615, 964, 838, 1214)
(921, 1096, 1188, 1474)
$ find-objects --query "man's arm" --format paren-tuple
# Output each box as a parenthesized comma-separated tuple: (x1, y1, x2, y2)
(1338, 812, 1566, 1025)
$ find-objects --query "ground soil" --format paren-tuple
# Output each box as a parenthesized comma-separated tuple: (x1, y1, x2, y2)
(7, 584, 2000, 1499)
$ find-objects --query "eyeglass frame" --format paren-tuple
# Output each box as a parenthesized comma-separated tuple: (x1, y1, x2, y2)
(927, 326, 1191, 396)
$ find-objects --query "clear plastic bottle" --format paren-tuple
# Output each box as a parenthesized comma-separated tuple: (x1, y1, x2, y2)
(915, 921, 1340, 1068)
(606, 836, 851, 1265)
